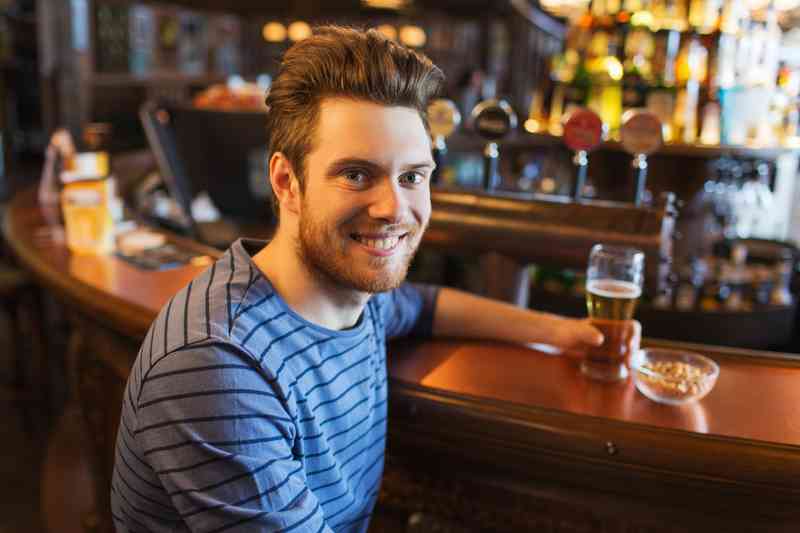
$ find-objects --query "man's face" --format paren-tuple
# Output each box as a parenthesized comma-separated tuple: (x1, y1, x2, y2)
(296, 98, 434, 293)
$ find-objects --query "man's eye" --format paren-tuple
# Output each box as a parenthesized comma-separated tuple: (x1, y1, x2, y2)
(399, 172, 425, 185)
(343, 170, 368, 184)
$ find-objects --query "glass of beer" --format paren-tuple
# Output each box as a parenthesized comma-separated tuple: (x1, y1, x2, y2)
(583, 244, 644, 381)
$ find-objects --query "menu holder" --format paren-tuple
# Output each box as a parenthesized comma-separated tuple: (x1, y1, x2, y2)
(470, 99, 517, 191)
(620, 110, 663, 206)
(427, 98, 461, 185)
(562, 107, 603, 202)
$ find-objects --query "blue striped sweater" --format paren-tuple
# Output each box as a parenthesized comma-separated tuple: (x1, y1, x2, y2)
(111, 238, 437, 532)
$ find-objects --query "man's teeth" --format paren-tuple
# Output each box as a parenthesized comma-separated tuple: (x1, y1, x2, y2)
(355, 235, 400, 250)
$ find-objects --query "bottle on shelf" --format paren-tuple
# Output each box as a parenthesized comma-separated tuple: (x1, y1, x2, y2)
(621, 26, 654, 114)
(586, 30, 624, 135)
(723, 243, 748, 311)
(647, 29, 681, 141)
(769, 253, 794, 307)
(699, 277, 721, 311)
(750, 264, 773, 308)
(673, 33, 707, 143)
(674, 257, 705, 311)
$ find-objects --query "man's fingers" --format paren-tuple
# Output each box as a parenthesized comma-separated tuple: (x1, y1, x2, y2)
(581, 320, 604, 347)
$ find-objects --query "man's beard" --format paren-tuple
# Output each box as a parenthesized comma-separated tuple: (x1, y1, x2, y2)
(297, 204, 424, 294)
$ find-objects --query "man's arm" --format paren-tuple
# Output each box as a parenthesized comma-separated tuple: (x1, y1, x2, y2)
(432, 286, 604, 351)
(126, 343, 334, 533)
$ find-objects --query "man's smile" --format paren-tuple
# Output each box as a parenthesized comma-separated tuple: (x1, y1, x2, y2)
(349, 232, 410, 255)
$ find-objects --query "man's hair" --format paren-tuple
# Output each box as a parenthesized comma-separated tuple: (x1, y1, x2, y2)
(264, 25, 445, 216)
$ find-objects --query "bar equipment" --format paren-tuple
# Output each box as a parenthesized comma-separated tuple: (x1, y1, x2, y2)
(427, 98, 461, 185)
(620, 110, 663, 206)
(562, 107, 603, 201)
(470, 99, 517, 191)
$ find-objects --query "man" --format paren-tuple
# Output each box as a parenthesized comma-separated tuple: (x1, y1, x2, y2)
(111, 26, 618, 532)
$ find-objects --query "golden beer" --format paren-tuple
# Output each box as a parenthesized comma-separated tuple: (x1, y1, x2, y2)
(586, 279, 641, 320)
(583, 279, 642, 381)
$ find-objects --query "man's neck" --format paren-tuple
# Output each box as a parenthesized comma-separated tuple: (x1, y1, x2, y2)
(252, 232, 369, 331)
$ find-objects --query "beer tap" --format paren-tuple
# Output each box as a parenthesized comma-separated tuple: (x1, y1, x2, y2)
(620, 110, 663, 207)
(470, 99, 517, 191)
(427, 99, 461, 185)
(561, 108, 603, 201)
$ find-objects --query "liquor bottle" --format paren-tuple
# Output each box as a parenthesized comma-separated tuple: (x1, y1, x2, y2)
(549, 19, 591, 133)
(652, 283, 674, 309)
(95, 3, 130, 73)
(661, 0, 688, 32)
(750, 265, 772, 308)
(178, 11, 209, 75)
(586, 31, 624, 135)
(647, 30, 680, 141)
(715, 261, 733, 307)
(688, 0, 721, 34)
(675, 258, 705, 311)
(673, 34, 707, 143)
(751, 161, 775, 238)
(699, 277, 720, 311)
(622, 27, 654, 113)
(770, 255, 794, 307)
(722, 245, 746, 311)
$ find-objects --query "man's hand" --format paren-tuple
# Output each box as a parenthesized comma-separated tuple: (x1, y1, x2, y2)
(549, 317, 604, 352)
(559, 319, 641, 360)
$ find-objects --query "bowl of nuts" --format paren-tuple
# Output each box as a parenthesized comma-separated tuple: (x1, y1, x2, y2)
(630, 349, 719, 405)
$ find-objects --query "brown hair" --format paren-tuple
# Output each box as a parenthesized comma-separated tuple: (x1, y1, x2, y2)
(264, 25, 445, 215)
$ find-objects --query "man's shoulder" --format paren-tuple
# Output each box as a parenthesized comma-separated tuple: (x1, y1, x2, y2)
(141, 240, 274, 367)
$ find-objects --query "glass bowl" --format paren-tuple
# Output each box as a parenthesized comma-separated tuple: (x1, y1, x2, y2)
(630, 349, 719, 406)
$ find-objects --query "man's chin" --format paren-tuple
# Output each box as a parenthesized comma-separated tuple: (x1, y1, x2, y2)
(347, 268, 408, 294)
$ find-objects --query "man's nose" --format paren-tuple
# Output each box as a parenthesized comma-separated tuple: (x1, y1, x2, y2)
(368, 178, 407, 223)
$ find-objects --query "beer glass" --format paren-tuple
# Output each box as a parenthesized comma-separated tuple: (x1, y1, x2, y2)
(583, 244, 644, 381)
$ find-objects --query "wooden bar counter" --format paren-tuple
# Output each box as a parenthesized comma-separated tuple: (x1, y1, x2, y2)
(5, 187, 800, 532)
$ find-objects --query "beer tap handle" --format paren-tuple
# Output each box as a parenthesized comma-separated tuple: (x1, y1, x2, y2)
(573, 150, 589, 201)
(562, 108, 602, 202)
(427, 99, 461, 186)
(470, 99, 516, 192)
(633, 154, 648, 206)
(431, 135, 447, 185)
(483, 142, 500, 191)
(620, 110, 662, 206)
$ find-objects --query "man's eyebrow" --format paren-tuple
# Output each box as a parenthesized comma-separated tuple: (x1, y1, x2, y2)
(325, 158, 383, 175)
(402, 161, 437, 172)
(325, 158, 436, 174)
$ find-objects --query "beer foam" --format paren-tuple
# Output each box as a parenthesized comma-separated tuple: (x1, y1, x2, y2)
(587, 279, 642, 299)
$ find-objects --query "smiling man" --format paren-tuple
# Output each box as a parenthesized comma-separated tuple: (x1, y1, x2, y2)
(111, 26, 609, 533)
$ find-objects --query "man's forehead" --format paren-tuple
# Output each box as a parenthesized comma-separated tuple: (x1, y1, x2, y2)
(316, 97, 424, 124)
(312, 97, 433, 162)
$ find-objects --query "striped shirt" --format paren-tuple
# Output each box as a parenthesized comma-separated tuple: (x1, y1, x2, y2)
(111, 238, 437, 533)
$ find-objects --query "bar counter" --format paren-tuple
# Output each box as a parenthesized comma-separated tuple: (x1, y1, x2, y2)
(4, 187, 800, 532)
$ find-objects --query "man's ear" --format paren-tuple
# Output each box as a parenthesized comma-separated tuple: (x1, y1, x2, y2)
(269, 152, 301, 215)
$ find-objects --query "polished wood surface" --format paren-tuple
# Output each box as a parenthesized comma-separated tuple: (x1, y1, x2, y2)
(390, 339, 800, 446)
(3, 188, 215, 337)
(5, 185, 800, 531)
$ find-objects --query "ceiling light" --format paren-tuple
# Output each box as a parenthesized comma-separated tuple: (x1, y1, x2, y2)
(399, 25, 426, 48)
(262, 22, 286, 43)
(288, 21, 312, 42)
(362, 0, 411, 9)
(376, 24, 398, 40)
